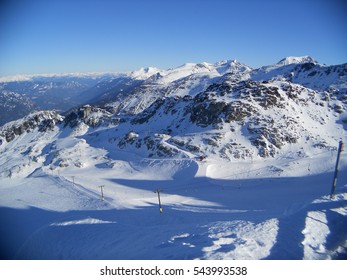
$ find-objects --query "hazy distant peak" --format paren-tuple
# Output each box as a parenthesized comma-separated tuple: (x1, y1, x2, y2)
(0, 72, 119, 83)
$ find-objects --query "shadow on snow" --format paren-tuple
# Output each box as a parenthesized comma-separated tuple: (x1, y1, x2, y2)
(1, 169, 346, 260)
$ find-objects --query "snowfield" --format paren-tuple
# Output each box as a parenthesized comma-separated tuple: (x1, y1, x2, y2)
(0, 145, 346, 259)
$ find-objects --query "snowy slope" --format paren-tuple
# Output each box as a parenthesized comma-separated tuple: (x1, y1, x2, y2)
(1, 135, 346, 259)
(0, 56, 346, 260)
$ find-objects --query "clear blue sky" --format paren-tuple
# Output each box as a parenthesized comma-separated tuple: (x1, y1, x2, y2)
(0, 0, 346, 76)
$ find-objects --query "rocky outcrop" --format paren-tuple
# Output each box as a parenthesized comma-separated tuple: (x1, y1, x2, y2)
(0, 111, 63, 144)
(64, 105, 112, 128)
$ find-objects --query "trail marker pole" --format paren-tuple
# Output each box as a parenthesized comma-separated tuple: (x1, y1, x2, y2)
(154, 189, 163, 213)
(330, 140, 344, 199)
(99, 185, 105, 201)
(72, 176, 75, 187)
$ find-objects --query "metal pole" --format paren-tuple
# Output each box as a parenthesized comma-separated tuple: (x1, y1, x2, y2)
(330, 140, 344, 199)
(154, 189, 163, 213)
(99, 185, 104, 201)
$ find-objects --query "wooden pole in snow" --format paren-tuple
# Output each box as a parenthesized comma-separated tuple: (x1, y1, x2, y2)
(99, 185, 104, 201)
(154, 189, 163, 213)
(330, 140, 344, 199)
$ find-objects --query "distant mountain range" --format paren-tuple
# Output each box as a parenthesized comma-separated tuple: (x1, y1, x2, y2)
(0, 56, 346, 176)
(1, 56, 345, 127)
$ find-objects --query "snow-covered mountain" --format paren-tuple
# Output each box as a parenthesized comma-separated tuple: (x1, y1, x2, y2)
(251, 56, 347, 96)
(91, 60, 252, 115)
(1, 56, 346, 175)
(1, 56, 345, 126)
(75, 57, 347, 118)
(0, 56, 346, 260)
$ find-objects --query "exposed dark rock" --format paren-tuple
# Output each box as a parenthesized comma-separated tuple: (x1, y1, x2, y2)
(64, 105, 111, 128)
(78, 105, 92, 119)
(0, 111, 62, 143)
(224, 101, 257, 122)
(190, 100, 227, 127)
